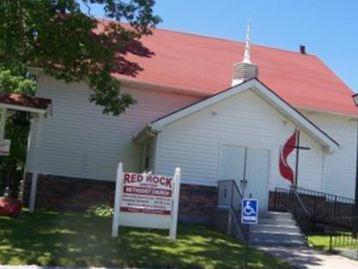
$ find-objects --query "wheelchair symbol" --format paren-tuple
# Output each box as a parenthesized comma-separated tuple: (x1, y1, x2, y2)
(241, 199, 258, 224)
(243, 201, 256, 216)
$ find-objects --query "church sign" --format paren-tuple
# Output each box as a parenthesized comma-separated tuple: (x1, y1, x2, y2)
(120, 173, 173, 215)
(112, 163, 181, 240)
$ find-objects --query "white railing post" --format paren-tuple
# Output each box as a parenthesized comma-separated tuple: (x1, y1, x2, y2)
(29, 114, 44, 212)
(169, 167, 181, 240)
(112, 162, 123, 237)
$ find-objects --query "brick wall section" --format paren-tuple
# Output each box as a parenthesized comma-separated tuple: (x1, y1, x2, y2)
(23, 174, 218, 222)
(179, 184, 218, 223)
(24, 174, 115, 211)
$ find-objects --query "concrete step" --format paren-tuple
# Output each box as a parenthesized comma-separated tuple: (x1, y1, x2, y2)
(251, 228, 304, 238)
(258, 218, 296, 226)
(251, 230, 304, 239)
(249, 237, 306, 247)
(259, 211, 294, 220)
(250, 224, 301, 234)
(215, 208, 308, 247)
(248, 211, 307, 247)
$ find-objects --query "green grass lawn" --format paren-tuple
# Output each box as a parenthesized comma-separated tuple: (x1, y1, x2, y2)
(0, 210, 292, 268)
(308, 233, 358, 251)
(308, 235, 331, 250)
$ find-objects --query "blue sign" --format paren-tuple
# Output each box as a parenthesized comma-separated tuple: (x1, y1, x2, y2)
(241, 199, 258, 224)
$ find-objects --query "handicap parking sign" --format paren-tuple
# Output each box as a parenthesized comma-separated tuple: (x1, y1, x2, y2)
(241, 199, 258, 224)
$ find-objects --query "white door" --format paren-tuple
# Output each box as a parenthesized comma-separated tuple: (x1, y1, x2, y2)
(220, 145, 246, 182)
(220, 145, 270, 211)
(245, 148, 270, 211)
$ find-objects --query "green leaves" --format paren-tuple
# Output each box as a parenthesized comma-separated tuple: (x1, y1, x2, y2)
(0, 1, 161, 196)
(0, 0, 160, 115)
(0, 69, 37, 96)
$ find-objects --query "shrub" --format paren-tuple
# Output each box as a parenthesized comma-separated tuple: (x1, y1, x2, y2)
(87, 203, 114, 217)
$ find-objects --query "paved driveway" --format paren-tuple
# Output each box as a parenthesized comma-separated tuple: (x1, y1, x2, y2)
(258, 246, 358, 269)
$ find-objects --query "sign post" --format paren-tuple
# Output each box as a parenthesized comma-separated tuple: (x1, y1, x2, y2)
(241, 198, 259, 269)
(169, 167, 181, 240)
(112, 163, 181, 240)
(112, 162, 123, 237)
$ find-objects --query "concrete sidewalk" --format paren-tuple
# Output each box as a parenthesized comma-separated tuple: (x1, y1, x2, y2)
(258, 246, 358, 269)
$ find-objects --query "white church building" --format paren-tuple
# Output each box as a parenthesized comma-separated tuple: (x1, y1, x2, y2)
(24, 26, 357, 222)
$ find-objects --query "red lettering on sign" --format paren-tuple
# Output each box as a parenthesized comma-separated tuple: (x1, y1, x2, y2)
(124, 173, 131, 183)
(120, 172, 174, 216)
(165, 177, 172, 188)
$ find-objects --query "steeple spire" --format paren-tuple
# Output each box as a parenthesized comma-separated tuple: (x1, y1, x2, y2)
(231, 22, 258, 86)
(242, 22, 251, 64)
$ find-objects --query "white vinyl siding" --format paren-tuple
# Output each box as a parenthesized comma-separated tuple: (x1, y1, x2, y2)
(155, 89, 325, 192)
(26, 76, 357, 200)
(26, 76, 198, 181)
(300, 110, 357, 198)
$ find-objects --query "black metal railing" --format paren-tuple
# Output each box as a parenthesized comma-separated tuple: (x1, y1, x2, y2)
(295, 187, 354, 224)
(273, 187, 314, 232)
(273, 187, 355, 230)
(321, 218, 358, 259)
(329, 231, 358, 251)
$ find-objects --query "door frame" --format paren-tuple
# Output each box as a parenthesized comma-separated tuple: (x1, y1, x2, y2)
(217, 143, 271, 210)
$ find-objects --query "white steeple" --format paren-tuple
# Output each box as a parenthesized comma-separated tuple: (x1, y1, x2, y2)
(242, 23, 252, 64)
(231, 22, 258, 86)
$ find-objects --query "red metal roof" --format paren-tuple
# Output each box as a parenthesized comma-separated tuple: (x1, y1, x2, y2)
(113, 27, 357, 116)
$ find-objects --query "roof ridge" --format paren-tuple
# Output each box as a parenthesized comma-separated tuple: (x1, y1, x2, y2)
(151, 25, 315, 57)
(96, 18, 315, 57)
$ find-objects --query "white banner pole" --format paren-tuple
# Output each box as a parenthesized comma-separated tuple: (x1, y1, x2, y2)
(169, 167, 181, 240)
(112, 162, 123, 237)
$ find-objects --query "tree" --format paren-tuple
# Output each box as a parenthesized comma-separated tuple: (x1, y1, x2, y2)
(0, 0, 161, 196)
(0, 0, 161, 115)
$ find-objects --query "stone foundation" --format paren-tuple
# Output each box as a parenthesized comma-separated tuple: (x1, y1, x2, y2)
(24, 174, 218, 223)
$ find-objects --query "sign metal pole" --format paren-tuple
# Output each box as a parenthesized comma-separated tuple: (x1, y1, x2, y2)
(244, 224, 250, 269)
(241, 198, 258, 269)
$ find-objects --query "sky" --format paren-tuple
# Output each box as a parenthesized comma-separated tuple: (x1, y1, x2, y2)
(83, 0, 358, 92)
